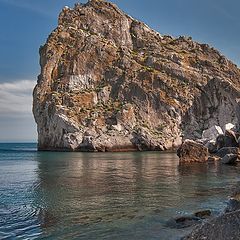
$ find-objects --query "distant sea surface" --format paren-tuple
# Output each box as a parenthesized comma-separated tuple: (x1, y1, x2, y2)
(0, 143, 240, 240)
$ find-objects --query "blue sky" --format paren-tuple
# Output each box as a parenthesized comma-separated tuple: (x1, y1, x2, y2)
(0, 0, 239, 142)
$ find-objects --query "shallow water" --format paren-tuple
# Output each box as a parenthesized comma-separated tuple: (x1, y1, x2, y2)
(0, 143, 239, 239)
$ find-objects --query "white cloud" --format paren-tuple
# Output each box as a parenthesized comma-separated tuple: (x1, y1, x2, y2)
(0, 80, 36, 116)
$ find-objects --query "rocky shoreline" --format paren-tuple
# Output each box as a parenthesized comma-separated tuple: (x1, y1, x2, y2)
(177, 123, 240, 239)
(182, 190, 240, 240)
(178, 123, 240, 165)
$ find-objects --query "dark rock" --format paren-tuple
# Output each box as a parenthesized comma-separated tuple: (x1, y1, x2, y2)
(216, 130, 238, 150)
(238, 136, 240, 148)
(224, 129, 238, 148)
(166, 215, 201, 229)
(215, 147, 240, 158)
(225, 199, 240, 213)
(235, 132, 240, 140)
(221, 153, 238, 165)
(194, 210, 211, 219)
(216, 134, 225, 150)
(177, 140, 209, 163)
(182, 210, 240, 240)
(205, 140, 217, 153)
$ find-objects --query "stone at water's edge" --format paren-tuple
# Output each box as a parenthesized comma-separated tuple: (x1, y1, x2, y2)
(166, 210, 212, 229)
(33, 0, 240, 151)
(182, 210, 240, 240)
(215, 147, 240, 158)
(177, 140, 208, 163)
(221, 153, 238, 165)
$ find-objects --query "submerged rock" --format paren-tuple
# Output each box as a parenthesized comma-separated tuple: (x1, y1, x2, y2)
(225, 198, 240, 213)
(166, 216, 201, 229)
(194, 210, 211, 219)
(33, 0, 240, 151)
(177, 140, 209, 163)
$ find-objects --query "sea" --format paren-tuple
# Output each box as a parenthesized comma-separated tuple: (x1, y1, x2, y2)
(0, 143, 239, 240)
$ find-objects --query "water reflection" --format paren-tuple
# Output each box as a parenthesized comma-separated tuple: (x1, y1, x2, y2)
(33, 152, 182, 238)
(1, 145, 240, 240)
(32, 151, 240, 239)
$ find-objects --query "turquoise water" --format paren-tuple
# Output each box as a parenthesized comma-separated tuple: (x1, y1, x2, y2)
(0, 143, 239, 240)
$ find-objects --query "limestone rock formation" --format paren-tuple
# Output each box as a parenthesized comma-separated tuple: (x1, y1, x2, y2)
(33, 0, 240, 151)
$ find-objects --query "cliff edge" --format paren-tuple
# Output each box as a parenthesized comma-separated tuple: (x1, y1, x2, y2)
(33, 0, 240, 151)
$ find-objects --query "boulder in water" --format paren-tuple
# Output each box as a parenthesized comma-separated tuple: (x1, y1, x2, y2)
(166, 215, 201, 229)
(177, 140, 209, 163)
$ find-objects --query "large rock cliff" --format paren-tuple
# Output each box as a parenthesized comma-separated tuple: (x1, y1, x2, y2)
(33, 0, 240, 151)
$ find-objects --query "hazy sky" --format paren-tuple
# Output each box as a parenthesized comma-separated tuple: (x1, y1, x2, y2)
(0, 0, 239, 142)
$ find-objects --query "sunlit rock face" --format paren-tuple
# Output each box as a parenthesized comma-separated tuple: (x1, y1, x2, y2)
(33, 0, 240, 151)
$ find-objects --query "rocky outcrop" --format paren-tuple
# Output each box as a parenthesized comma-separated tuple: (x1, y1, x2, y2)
(33, 0, 240, 151)
(183, 79, 240, 140)
(178, 124, 240, 164)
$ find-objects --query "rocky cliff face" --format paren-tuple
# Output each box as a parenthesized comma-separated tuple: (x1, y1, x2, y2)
(33, 0, 240, 151)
